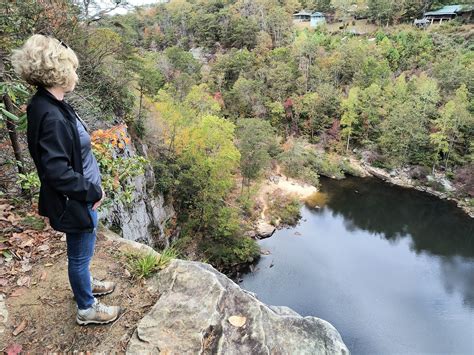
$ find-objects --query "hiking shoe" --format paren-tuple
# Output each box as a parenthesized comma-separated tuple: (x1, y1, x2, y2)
(91, 277, 116, 296)
(76, 298, 120, 325)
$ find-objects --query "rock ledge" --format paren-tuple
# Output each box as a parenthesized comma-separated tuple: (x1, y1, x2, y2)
(127, 258, 349, 354)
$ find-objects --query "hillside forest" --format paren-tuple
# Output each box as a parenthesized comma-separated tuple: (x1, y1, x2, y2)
(1, 0, 473, 272)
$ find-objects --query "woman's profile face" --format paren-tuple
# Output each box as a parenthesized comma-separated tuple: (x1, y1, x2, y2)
(64, 71, 79, 93)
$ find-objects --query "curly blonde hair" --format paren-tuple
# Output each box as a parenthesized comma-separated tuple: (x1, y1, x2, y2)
(11, 34, 79, 89)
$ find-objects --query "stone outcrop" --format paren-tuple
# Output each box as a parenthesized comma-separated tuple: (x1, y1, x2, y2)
(98, 128, 175, 246)
(254, 221, 276, 239)
(127, 259, 349, 354)
(100, 173, 174, 246)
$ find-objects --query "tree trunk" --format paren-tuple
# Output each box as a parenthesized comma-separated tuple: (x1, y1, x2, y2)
(2, 93, 25, 176)
(138, 88, 143, 119)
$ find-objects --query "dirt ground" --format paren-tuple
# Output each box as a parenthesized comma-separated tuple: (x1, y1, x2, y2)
(0, 202, 160, 353)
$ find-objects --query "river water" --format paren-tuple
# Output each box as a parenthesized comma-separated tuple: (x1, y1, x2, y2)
(240, 177, 474, 355)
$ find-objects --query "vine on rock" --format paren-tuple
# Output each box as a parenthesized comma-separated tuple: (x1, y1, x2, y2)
(91, 124, 147, 207)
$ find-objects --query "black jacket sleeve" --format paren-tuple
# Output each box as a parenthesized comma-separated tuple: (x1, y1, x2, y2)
(38, 112, 103, 203)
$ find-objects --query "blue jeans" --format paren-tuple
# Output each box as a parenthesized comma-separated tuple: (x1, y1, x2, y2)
(66, 203, 98, 310)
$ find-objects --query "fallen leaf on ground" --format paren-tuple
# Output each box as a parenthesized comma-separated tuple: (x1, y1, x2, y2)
(21, 261, 32, 272)
(12, 319, 28, 336)
(228, 315, 247, 327)
(40, 271, 47, 281)
(16, 276, 31, 287)
(18, 239, 34, 248)
(37, 245, 50, 252)
(5, 343, 22, 355)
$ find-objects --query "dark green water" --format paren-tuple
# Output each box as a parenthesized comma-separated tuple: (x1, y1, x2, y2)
(241, 177, 474, 355)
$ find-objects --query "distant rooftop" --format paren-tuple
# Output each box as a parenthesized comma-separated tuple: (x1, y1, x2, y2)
(424, 5, 463, 16)
(293, 10, 313, 17)
(293, 10, 327, 17)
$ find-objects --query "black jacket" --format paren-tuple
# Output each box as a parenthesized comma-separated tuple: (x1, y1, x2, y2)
(26, 87, 103, 233)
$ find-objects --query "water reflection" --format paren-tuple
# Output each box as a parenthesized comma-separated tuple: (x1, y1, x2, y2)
(320, 177, 474, 258)
(320, 177, 474, 311)
(440, 257, 474, 309)
(241, 177, 474, 354)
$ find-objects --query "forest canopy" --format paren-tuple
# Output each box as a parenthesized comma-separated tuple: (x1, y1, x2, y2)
(1, 0, 473, 270)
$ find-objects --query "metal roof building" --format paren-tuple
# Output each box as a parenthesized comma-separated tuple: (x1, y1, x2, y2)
(293, 11, 327, 27)
(418, 4, 473, 25)
(423, 5, 463, 17)
(293, 10, 313, 22)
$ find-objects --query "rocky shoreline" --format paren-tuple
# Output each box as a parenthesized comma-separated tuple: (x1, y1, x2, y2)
(346, 158, 473, 218)
(245, 156, 472, 256)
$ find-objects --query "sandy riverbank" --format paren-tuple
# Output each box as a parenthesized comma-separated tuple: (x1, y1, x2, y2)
(253, 171, 318, 238)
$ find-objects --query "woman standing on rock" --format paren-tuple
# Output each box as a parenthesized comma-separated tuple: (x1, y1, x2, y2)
(11, 34, 120, 325)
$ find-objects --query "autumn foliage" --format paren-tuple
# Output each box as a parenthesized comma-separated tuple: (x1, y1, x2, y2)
(91, 124, 146, 206)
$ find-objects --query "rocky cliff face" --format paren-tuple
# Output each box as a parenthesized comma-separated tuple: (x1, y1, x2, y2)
(99, 136, 175, 247)
(125, 257, 349, 354)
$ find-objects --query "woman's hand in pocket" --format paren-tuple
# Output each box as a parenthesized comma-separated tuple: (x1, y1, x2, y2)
(92, 186, 105, 210)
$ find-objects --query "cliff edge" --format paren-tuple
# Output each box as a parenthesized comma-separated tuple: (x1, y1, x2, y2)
(107, 232, 349, 354)
(1, 203, 348, 354)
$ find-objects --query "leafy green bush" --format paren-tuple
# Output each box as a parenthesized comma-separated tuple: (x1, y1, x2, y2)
(311, 154, 345, 179)
(153, 155, 180, 196)
(201, 235, 260, 270)
(237, 185, 259, 219)
(268, 195, 302, 226)
(278, 139, 320, 187)
(18, 171, 40, 200)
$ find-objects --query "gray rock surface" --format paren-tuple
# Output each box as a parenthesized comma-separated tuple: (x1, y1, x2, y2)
(255, 221, 276, 239)
(99, 134, 175, 246)
(127, 259, 349, 354)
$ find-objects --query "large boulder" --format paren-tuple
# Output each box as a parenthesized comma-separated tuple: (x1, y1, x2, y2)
(127, 259, 349, 354)
(255, 221, 276, 239)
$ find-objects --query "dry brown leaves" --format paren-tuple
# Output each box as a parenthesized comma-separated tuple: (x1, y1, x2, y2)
(0, 199, 64, 297)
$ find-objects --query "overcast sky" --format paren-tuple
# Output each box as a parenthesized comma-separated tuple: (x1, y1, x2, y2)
(110, 0, 161, 15)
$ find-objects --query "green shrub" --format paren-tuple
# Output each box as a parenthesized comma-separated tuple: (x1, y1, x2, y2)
(468, 198, 474, 208)
(126, 252, 159, 279)
(153, 155, 180, 196)
(18, 171, 40, 201)
(278, 139, 320, 187)
(312, 154, 345, 179)
(339, 159, 362, 177)
(157, 246, 179, 269)
(426, 179, 446, 192)
(268, 195, 302, 226)
(201, 235, 260, 270)
(125, 246, 178, 279)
